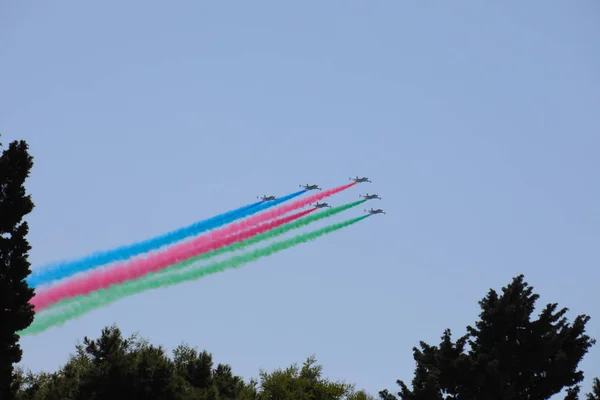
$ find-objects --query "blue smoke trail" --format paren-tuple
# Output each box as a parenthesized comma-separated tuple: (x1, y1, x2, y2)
(27, 190, 307, 288)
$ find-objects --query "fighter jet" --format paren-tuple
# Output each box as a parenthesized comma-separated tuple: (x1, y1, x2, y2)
(299, 184, 322, 191)
(365, 208, 385, 215)
(257, 195, 277, 202)
(359, 193, 381, 200)
(312, 202, 331, 208)
(350, 176, 372, 183)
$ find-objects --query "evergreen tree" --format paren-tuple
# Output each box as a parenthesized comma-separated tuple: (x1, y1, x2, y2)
(0, 137, 36, 399)
(380, 275, 596, 400)
(588, 378, 600, 400)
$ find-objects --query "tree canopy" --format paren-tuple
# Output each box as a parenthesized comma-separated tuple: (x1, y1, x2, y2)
(0, 137, 36, 398)
(379, 275, 597, 400)
(14, 325, 373, 400)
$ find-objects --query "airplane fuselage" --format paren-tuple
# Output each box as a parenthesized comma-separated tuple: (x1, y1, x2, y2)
(361, 194, 380, 200)
(351, 177, 371, 183)
(301, 184, 321, 190)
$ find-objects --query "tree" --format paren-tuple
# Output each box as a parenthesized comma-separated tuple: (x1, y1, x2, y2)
(257, 355, 374, 400)
(172, 342, 252, 399)
(588, 378, 600, 400)
(0, 136, 36, 399)
(15, 325, 257, 400)
(17, 336, 376, 399)
(380, 275, 596, 400)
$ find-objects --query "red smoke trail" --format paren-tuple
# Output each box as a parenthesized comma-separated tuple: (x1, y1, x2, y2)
(32, 208, 317, 311)
(32, 182, 355, 311)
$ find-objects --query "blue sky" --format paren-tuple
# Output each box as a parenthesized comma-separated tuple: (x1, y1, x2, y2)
(1, 1, 599, 396)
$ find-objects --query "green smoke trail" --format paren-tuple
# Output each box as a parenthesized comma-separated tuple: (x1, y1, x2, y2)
(22, 214, 369, 335)
(41, 199, 366, 316)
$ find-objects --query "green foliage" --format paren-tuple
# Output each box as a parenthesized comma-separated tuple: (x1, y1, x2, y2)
(255, 355, 365, 400)
(0, 137, 36, 399)
(15, 325, 254, 400)
(380, 274, 597, 400)
(14, 328, 374, 400)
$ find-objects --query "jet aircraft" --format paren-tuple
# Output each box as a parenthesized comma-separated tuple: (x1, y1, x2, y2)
(350, 176, 372, 183)
(365, 208, 385, 215)
(312, 202, 331, 208)
(300, 184, 322, 191)
(257, 195, 277, 202)
(359, 193, 381, 200)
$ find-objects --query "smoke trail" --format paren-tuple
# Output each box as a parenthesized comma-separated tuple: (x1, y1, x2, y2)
(27, 189, 307, 288)
(32, 208, 316, 311)
(22, 215, 368, 335)
(41, 199, 366, 316)
(149, 200, 366, 278)
(31, 182, 354, 302)
(32, 200, 366, 311)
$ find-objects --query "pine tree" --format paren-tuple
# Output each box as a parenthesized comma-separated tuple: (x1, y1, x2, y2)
(0, 137, 36, 399)
(381, 275, 596, 400)
(588, 378, 600, 400)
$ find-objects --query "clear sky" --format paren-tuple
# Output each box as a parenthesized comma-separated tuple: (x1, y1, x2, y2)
(2, 1, 599, 396)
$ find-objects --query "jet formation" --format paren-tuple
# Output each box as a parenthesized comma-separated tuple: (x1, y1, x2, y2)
(258, 176, 385, 214)
(350, 177, 385, 214)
